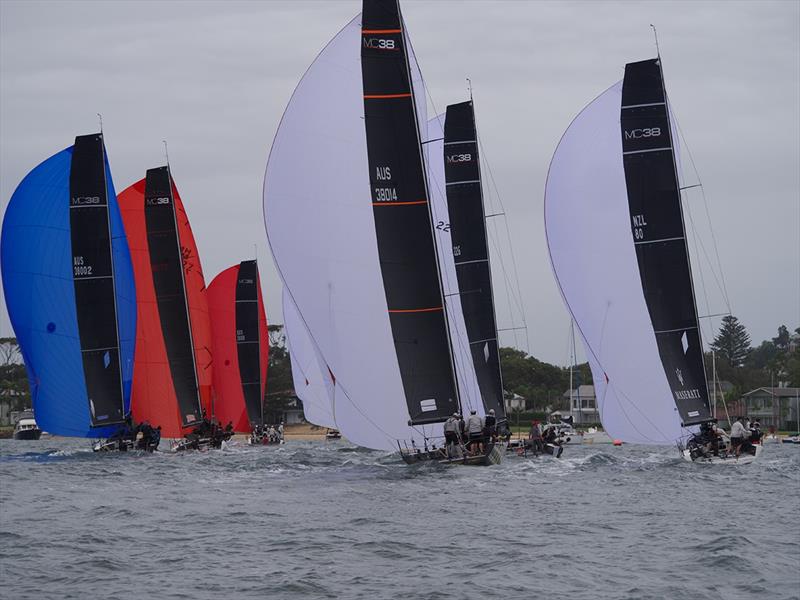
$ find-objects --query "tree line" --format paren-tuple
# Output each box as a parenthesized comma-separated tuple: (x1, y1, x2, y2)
(2, 316, 796, 419)
(707, 316, 799, 401)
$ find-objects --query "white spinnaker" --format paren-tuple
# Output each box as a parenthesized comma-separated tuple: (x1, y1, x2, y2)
(425, 115, 484, 416)
(263, 15, 444, 450)
(544, 81, 684, 445)
(282, 288, 336, 430)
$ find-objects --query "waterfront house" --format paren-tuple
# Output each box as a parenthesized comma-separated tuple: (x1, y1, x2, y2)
(741, 387, 800, 431)
(563, 384, 600, 424)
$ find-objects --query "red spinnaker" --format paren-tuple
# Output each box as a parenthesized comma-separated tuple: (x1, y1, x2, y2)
(207, 262, 268, 433)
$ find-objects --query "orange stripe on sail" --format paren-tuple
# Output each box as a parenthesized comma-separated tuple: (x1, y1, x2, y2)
(362, 28, 402, 34)
(372, 200, 427, 206)
(388, 306, 444, 314)
(364, 93, 412, 99)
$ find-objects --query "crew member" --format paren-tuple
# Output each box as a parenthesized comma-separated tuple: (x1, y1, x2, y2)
(730, 416, 751, 457)
(465, 410, 484, 454)
(528, 420, 543, 455)
(443, 413, 460, 456)
(484, 409, 497, 444)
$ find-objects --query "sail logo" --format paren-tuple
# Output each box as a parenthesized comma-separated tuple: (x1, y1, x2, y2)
(238, 278, 254, 285)
(363, 38, 396, 51)
(145, 196, 170, 206)
(674, 389, 701, 401)
(446, 153, 472, 163)
(624, 127, 661, 140)
(676, 368, 684, 386)
(71, 196, 101, 205)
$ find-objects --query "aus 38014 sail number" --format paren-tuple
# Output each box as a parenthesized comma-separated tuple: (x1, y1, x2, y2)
(374, 187, 398, 202)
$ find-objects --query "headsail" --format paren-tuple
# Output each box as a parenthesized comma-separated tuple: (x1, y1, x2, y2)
(1, 134, 136, 437)
(282, 288, 337, 430)
(208, 260, 269, 432)
(545, 63, 709, 445)
(442, 101, 506, 420)
(621, 59, 710, 426)
(118, 171, 212, 438)
(263, 6, 458, 450)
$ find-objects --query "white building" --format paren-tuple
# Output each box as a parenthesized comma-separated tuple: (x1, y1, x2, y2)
(563, 385, 600, 424)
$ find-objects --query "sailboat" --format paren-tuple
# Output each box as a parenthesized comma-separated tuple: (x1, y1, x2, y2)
(264, 0, 501, 465)
(118, 165, 222, 451)
(1, 133, 138, 448)
(207, 260, 269, 441)
(545, 53, 762, 464)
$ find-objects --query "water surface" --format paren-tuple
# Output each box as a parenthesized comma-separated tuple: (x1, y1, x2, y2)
(1, 439, 798, 599)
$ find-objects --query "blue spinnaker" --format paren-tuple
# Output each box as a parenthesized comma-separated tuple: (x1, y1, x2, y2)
(1, 143, 136, 437)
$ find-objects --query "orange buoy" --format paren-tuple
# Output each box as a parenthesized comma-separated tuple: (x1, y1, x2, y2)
(613, 439, 623, 446)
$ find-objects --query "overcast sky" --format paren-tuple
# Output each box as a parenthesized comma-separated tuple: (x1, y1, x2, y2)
(1, 0, 798, 366)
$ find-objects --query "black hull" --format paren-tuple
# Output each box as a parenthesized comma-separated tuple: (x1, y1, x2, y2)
(173, 431, 233, 452)
(400, 443, 504, 466)
(507, 440, 564, 459)
(13, 429, 42, 440)
(93, 438, 159, 453)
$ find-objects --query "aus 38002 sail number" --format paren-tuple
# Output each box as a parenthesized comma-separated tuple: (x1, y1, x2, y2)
(73, 256, 92, 277)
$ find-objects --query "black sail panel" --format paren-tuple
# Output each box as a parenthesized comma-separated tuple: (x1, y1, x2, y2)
(144, 166, 202, 427)
(443, 101, 505, 419)
(361, 0, 459, 425)
(235, 260, 263, 426)
(70, 133, 125, 426)
(621, 58, 711, 425)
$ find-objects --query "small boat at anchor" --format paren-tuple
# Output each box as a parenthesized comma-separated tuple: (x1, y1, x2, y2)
(12, 410, 42, 441)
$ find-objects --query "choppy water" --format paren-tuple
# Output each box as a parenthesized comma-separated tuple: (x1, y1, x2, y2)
(0, 438, 798, 600)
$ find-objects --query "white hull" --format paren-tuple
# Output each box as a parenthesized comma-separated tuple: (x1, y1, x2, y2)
(681, 444, 763, 465)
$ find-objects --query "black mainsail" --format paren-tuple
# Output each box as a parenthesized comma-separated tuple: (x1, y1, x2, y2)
(621, 58, 711, 426)
(235, 259, 264, 426)
(144, 166, 203, 427)
(70, 133, 125, 426)
(443, 101, 506, 420)
(361, 0, 459, 425)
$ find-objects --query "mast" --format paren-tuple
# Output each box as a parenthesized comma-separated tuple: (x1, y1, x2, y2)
(360, 0, 461, 425)
(443, 99, 506, 420)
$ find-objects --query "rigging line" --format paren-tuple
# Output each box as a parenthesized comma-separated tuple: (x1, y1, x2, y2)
(684, 192, 715, 341)
(476, 130, 530, 353)
(672, 103, 732, 313)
